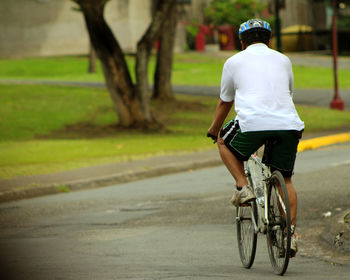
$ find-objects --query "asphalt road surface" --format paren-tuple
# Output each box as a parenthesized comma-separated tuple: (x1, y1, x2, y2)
(1, 143, 350, 279)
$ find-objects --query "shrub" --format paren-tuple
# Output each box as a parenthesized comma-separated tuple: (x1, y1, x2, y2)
(204, 0, 269, 28)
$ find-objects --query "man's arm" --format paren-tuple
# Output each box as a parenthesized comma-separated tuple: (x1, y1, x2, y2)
(207, 99, 233, 138)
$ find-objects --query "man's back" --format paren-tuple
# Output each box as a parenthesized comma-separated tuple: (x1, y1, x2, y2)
(220, 43, 304, 133)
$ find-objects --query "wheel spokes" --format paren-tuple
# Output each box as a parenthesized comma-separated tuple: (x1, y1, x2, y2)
(266, 173, 291, 275)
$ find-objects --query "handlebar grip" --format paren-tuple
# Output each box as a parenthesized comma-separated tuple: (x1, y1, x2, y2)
(206, 132, 218, 143)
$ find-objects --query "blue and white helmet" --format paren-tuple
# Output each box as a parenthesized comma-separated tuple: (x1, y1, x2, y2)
(239, 18, 271, 40)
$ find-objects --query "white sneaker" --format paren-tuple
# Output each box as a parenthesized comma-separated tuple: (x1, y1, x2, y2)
(290, 226, 298, 258)
(281, 226, 298, 258)
(230, 186, 256, 206)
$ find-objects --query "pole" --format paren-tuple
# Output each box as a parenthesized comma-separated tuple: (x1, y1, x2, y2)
(330, 0, 344, 110)
(275, 0, 282, 52)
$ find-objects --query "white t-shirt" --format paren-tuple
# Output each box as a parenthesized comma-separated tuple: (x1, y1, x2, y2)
(220, 43, 305, 133)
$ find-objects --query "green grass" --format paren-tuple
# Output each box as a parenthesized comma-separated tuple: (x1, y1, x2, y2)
(297, 105, 350, 131)
(1, 83, 350, 179)
(56, 185, 70, 193)
(0, 56, 105, 82)
(1, 53, 350, 89)
(0, 84, 115, 141)
(293, 65, 350, 89)
(0, 84, 222, 178)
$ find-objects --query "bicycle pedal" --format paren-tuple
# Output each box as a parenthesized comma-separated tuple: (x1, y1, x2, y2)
(289, 249, 297, 258)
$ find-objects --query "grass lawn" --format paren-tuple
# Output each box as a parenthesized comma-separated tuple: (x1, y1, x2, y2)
(1, 53, 350, 89)
(1, 84, 350, 179)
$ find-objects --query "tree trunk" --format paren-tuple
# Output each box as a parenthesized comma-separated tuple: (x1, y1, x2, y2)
(153, 2, 178, 100)
(76, 0, 151, 128)
(88, 41, 96, 73)
(135, 0, 177, 107)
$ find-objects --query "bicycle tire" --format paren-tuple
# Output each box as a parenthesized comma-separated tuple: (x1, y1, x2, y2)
(236, 199, 258, 269)
(266, 170, 291, 275)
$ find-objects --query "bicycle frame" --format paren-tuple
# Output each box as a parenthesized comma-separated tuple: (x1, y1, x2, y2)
(244, 154, 271, 234)
(237, 153, 292, 275)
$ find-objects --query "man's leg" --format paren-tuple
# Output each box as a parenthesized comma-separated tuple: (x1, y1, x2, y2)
(217, 137, 247, 187)
(284, 177, 298, 257)
(284, 177, 297, 226)
(218, 137, 255, 206)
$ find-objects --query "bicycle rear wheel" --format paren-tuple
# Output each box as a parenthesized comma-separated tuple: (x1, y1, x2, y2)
(266, 170, 291, 275)
(236, 200, 258, 268)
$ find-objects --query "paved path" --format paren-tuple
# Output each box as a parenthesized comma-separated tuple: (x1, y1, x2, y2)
(1, 79, 349, 109)
(0, 52, 349, 258)
(1, 144, 349, 279)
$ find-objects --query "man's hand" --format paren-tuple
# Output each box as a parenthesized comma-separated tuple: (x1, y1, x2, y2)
(206, 131, 218, 143)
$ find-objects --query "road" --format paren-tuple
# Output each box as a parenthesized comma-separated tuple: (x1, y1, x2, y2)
(0, 143, 350, 279)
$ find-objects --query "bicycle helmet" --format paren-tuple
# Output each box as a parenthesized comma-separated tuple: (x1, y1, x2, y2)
(239, 19, 271, 45)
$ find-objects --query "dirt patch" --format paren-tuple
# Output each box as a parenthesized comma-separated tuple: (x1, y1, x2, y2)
(36, 98, 209, 139)
(36, 122, 120, 139)
(154, 97, 208, 114)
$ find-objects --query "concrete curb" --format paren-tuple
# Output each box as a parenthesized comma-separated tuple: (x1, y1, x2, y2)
(0, 157, 222, 203)
(298, 133, 350, 152)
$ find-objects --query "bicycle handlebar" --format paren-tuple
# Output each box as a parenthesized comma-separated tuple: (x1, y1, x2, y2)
(206, 132, 218, 144)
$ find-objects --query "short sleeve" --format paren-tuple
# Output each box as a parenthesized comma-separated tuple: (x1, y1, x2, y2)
(219, 61, 235, 102)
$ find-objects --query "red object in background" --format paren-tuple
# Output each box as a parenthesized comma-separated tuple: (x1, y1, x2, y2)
(217, 25, 235, 50)
(330, 98, 344, 110)
(330, 0, 344, 110)
(195, 25, 212, 51)
(195, 32, 205, 51)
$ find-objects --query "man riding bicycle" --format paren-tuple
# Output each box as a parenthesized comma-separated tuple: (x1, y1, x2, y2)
(207, 19, 304, 257)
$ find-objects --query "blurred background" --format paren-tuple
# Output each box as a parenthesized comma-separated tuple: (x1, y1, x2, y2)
(1, 0, 349, 57)
(0, 0, 350, 182)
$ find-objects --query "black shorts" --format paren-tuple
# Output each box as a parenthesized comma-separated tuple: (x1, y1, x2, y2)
(220, 120, 303, 177)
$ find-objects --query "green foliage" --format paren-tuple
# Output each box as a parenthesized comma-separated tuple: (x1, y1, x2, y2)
(186, 23, 200, 50)
(204, 0, 268, 27)
(338, 15, 350, 30)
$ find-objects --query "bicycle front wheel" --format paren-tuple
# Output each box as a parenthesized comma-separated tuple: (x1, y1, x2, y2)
(236, 200, 258, 269)
(266, 170, 291, 275)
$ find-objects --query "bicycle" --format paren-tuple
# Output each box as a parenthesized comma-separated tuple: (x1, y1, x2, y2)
(206, 133, 292, 275)
(236, 151, 292, 275)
